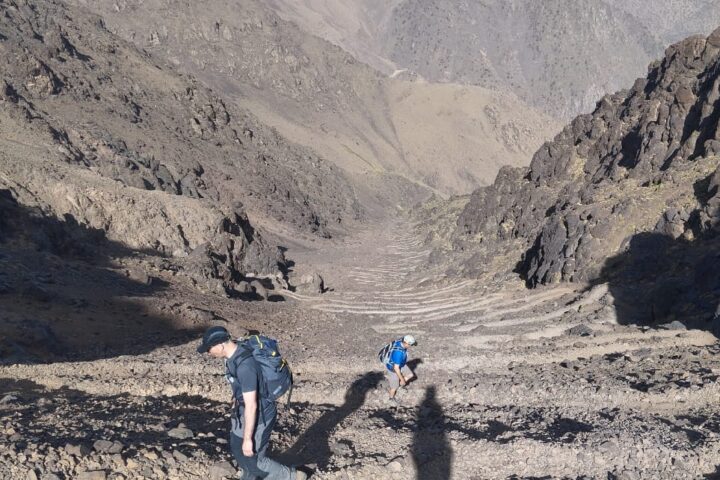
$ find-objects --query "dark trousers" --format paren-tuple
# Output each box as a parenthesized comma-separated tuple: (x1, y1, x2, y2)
(230, 404, 294, 480)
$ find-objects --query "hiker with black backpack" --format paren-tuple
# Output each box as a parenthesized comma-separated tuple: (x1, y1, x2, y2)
(378, 334, 417, 404)
(197, 326, 306, 480)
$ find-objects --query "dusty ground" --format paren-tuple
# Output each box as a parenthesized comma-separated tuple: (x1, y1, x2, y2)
(2, 215, 720, 479)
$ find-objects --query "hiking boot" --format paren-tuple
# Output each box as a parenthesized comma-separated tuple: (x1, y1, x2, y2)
(295, 469, 308, 480)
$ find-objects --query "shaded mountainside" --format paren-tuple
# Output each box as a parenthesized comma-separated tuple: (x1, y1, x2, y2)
(70, 0, 559, 197)
(454, 28, 720, 330)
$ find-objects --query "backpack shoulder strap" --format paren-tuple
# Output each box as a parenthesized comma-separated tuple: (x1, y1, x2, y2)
(228, 344, 254, 376)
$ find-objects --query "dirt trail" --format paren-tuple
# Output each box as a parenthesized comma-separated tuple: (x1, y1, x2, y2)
(272, 218, 720, 478)
(2, 217, 720, 479)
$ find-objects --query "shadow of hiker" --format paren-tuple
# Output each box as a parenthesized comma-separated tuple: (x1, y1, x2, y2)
(412, 386, 452, 480)
(406, 358, 423, 380)
(581, 170, 720, 336)
(278, 371, 384, 470)
(592, 231, 720, 335)
(0, 189, 203, 364)
(371, 398, 597, 454)
(0, 378, 229, 459)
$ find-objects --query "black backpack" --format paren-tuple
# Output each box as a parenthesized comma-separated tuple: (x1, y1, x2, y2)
(230, 335, 293, 402)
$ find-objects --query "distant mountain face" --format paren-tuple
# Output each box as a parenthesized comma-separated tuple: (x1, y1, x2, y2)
(262, 0, 720, 120)
(454, 29, 720, 329)
(69, 0, 559, 197)
(263, 0, 402, 75)
(380, 0, 664, 119)
(0, 0, 366, 294)
(606, 0, 720, 42)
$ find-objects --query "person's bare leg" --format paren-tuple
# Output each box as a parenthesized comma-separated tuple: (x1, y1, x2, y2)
(389, 387, 397, 398)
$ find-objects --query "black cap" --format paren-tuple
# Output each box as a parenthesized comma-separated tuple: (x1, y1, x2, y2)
(197, 326, 231, 353)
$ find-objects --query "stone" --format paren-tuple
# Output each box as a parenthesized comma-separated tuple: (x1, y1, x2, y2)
(92, 439, 123, 454)
(172, 450, 189, 462)
(0, 394, 18, 405)
(142, 450, 159, 460)
(40, 475, 62, 480)
(167, 427, 194, 439)
(76, 472, 106, 480)
(659, 320, 686, 331)
(708, 27, 720, 48)
(295, 272, 325, 294)
(386, 460, 403, 472)
(565, 324, 594, 336)
(208, 461, 237, 480)
(65, 443, 92, 457)
(250, 279, 268, 300)
(236, 280, 252, 294)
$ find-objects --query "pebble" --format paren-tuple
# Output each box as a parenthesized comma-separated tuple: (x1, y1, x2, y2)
(93, 440, 123, 454)
(143, 451, 159, 461)
(0, 394, 19, 405)
(167, 427, 194, 439)
(76, 471, 106, 480)
(209, 461, 237, 480)
(65, 444, 91, 457)
(172, 450, 189, 462)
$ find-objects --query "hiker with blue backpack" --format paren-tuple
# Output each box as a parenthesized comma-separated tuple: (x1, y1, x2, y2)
(378, 334, 417, 403)
(197, 326, 306, 480)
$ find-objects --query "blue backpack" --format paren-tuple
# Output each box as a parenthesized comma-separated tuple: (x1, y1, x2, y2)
(378, 339, 405, 367)
(232, 335, 293, 402)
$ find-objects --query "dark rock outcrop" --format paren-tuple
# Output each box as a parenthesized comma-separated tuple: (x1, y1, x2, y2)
(455, 28, 720, 327)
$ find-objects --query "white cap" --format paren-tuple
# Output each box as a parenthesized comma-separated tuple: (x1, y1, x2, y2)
(402, 334, 417, 346)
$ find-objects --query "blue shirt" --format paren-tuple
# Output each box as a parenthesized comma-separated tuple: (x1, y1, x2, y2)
(385, 340, 407, 371)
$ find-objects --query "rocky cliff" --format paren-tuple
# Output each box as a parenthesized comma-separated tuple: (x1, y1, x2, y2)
(455, 28, 720, 328)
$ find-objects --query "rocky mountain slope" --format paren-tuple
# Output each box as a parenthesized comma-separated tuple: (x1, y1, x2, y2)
(453, 28, 720, 331)
(381, 0, 661, 119)
(264, 0, 720, 120)
(69, 0, 559, 197)
(1, 0, 359, 237)
(608, 0, 720, 41)
(0, 0, 376, 330)
(4, 217, 720, 479)
(264, 0, 402, 75)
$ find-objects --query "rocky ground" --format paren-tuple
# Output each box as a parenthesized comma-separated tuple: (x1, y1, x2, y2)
(2, 216, 720, 479)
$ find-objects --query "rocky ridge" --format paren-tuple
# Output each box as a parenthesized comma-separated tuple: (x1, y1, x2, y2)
(454, 28, 720, 329)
